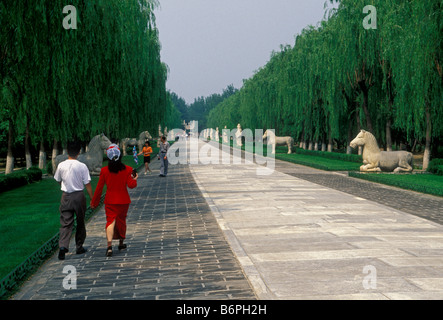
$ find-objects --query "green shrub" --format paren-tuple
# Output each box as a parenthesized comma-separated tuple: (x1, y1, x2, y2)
(0, 167, 43, 194)
(428, 158, 443, 176)
(46, 161, 53, 176)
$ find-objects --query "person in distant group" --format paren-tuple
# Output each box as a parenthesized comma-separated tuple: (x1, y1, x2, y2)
(54, 141, 93, 260)
(90, 144, 138, 257)
(138, 140, 152, 175)
(158, 136, 170, 177)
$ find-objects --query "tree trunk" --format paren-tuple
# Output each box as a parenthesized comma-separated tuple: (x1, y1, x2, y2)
(39, 140, 46, 170)
(347, 119, 353, 154)
(5, 118, 14, 174)
(360, 86, 373, 132)
(386, 118, 392, 152)
(327, 131, 333, 152)
(355, 106, 363, 155)
(52, 139, 59, 170)
(422, 107, 432, 171)
(25, 123, 32, 169)
(321, 141, 326, 152)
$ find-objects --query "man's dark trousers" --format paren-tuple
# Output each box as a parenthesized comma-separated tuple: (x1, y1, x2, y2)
(59, 191, 87, 251)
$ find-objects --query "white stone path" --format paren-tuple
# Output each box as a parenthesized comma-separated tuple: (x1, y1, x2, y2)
(188, 139, 443, 299)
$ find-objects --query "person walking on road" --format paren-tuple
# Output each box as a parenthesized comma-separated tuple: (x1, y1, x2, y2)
(138, 140, 152, 175)
(54, 141, 93, 260)
(158, 136, 170, 177)
(90, 144, 138, 257)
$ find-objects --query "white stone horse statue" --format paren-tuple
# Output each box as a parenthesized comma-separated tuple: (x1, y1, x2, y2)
(55, 133, 112, 175)
(350, 130, 413, 173)
(262, 130, 294, 154)
(121, 131, 153, 155)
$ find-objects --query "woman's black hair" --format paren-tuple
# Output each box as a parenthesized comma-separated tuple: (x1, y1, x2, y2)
(145, 140, 150, 146)
(108, 156, 126, 173)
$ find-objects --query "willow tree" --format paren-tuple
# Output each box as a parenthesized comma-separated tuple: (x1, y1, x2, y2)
(1, 0, 172, 174)
(383, 0, 442, 169)
(0, 0, 44, 172)
(207, 0, 441, 163)
(329, 0, 383, 138)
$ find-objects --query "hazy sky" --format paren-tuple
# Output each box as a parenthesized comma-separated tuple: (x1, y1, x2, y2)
(155, 0, 334, 103)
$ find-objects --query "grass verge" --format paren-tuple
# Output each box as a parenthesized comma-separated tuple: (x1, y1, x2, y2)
(275, 153, 361, 171)
(349, 172, 443, 197)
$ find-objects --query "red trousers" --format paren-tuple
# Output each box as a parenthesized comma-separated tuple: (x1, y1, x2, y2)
(105, 204, 129, 240)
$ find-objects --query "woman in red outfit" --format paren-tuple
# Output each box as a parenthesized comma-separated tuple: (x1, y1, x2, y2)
(91, 144, 138, 257)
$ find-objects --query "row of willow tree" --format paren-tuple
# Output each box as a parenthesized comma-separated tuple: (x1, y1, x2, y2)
(1, 0, 181, 173)
(171, 84, 238, 130)
(207, 0, 442, 169)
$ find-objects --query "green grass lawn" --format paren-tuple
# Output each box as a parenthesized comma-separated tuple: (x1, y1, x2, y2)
(0, 154, 146, 280)
(224, 141, 361, 171)
(349, 172, 443, 197)
(0, 178, 64, 280)
(275, 153, 361, 171)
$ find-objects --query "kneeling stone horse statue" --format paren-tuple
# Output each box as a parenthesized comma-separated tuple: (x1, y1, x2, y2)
(350, 130, 413, 173)
(54, 133, 112, 175)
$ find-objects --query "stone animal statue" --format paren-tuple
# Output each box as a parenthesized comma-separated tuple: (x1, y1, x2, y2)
(121, 131, 152, 155)
(223, 126, 228, 143)
(262, 130, 294, 154)
(157, 124, 162, 147)
(235, 124, 242, 147)
(54, 133, 112, 175)
(350, 130, 413, 172)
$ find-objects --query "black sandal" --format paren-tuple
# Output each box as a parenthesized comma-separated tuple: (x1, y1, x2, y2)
(106, 246, 113, 257)
(118, 244, 127, 251)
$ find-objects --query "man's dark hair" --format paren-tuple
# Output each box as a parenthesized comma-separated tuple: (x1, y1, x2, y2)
(67, 141, 82, 158)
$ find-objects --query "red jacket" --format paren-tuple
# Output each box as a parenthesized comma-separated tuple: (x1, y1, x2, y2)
(92, 165, 137, 207)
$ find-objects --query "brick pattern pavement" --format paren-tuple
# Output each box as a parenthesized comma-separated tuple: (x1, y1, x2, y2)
(13, 162, 256, 300)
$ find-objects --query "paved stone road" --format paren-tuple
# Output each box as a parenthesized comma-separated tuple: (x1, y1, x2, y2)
(190, 140, 443, 299)
(12, 139, 443, 300)
(12, 160, 256, 300)
(273, 159, 443, 225)
(219, 142, 443, 225)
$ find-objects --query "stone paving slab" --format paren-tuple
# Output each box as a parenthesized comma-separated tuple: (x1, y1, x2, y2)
(189, 139, 443, 300)
(12, 158, 256, 300)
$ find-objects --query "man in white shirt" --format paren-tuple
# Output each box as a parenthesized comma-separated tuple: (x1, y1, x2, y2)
(54, 141, 93, 260)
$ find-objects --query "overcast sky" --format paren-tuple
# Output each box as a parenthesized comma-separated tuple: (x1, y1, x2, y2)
(155, 0, 335, 104)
